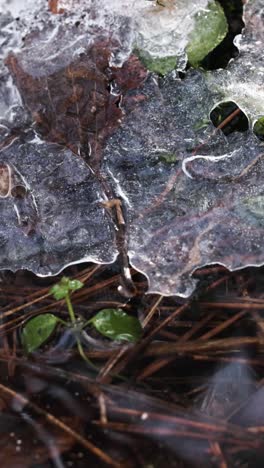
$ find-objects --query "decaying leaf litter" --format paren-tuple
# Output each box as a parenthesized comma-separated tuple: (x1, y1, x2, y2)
(0, 0, 264, 467)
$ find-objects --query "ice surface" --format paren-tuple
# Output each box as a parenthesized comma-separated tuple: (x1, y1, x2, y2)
(103, 71, 264, 296)
(0, 0, 263, 295)
(102, 0, 264, 296)
(0, 0, 147, 275)
(53, 0, 211, 66)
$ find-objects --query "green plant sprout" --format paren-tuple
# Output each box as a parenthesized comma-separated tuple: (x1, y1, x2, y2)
(21, 276, 142, 361)
(50, 276, 90, 364)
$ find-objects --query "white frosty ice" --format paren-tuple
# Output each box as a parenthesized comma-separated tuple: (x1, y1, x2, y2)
(0, 0, 37, 16)
(0, 0, 213, 69)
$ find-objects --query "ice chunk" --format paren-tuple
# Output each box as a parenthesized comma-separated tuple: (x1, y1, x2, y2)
(0, 130, 117, 274)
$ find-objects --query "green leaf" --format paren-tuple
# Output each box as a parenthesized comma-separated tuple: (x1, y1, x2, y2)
(186, 1, 228, 67)
(253, 116, 264, 140)
(21, 314, 58, 353)
(135, 1, 227, 74)
(135, 50, 177, 76)
(50, 283, 69, 300)
(68, 279, 84, 292)
(90, 309, 142, 343)
(50, 276, 84, 299)
(158, 152, 178, 164)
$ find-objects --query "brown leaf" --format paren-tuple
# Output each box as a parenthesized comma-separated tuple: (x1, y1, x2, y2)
(6, 23, 147, 165)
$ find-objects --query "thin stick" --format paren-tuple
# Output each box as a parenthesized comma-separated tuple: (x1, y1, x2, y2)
(142, 295, 163, 328)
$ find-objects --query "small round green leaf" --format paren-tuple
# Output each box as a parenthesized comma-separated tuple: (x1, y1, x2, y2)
(68, 279, 84, 292)
(21, 313, 58, 353)
(50, 283, 69, 300)
(90, 309, 142, 343)
(50, 277, 84, 300)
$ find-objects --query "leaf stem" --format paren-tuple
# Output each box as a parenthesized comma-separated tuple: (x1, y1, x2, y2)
(65, 293, 76, 324)
(65, 292, 97, 370)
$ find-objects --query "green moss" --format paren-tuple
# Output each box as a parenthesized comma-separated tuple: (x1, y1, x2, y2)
(186, 1, 228, 67)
